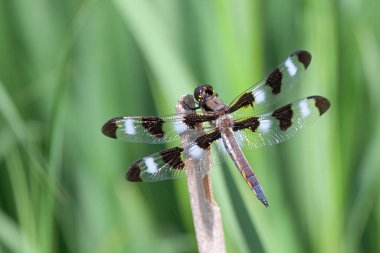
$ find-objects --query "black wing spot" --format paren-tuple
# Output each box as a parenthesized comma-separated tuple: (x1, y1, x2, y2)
(142, 116, 165, 138)
(195, 130, 222, 150)
(126, 160, 143, 182)
(183, 114, 217, 129)
(266, 68, 283, 95)
(101, 117, 123, 139)
(233, 117, 260, 132)
(272, 104, 293, 131)
(228, 92, 255, 113)
(160, 147, 185, 170)
(308, 96, 331, 115)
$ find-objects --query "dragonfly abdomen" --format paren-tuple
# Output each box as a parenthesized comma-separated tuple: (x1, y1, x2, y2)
(221, 129, 269, 207)
(240, 164, 269, 207)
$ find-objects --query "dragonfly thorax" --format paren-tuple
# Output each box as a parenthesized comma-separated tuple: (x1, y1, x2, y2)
(216, 114, 234, 129)
(194, 85, 229, 113)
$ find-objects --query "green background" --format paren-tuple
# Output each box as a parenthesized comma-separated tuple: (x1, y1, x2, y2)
(1, 0, 379, 252)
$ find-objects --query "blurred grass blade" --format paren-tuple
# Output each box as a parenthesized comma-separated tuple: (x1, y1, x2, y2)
(0, 210, 38, 253)
(112, 0, 195, 105)
(0, 80, 26, 142)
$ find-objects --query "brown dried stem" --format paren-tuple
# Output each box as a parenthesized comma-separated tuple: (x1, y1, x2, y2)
(176, 95, 226, 253)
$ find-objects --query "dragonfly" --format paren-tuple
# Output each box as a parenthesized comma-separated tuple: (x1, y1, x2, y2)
(101, 50, 330, 207)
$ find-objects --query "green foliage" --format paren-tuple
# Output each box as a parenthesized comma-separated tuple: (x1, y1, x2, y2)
(1, 0, 379, 252)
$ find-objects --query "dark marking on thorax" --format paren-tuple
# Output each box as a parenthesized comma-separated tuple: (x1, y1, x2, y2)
(202, 95, 229, 113)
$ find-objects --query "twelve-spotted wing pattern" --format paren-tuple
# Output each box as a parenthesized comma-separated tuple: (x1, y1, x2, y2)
(102, 50, 330, 207)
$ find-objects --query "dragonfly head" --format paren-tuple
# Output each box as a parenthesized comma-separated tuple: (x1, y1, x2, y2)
(194, 84, 214, 106)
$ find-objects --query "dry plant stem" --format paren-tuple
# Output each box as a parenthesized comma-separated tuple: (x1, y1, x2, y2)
(176, 95, 226, 253)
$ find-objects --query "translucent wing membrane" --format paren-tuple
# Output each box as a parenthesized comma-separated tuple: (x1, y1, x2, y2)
(101, 113, 216, 144)
(102, 50, 330, 207)
(102, 51, 312, 144)
(126, 129, 221, 182)
(124, 96, 330, 207)
(127, 146, 188, 182)
(124, 96, 330, 182)
(228, 50, 312, 116)
(232, 96, 330, 149)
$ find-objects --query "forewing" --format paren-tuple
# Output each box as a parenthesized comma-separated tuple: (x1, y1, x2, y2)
(125, 129, 222, 182)
(232, 96, 330, 149)
(101, 113, 216, 144)
(228, 50, 312, 115)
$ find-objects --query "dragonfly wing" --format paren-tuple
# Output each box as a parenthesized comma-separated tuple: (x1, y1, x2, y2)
(102, 113, 216, 144)
(126, 129, 222, 182)
(232, 96, 330, 149)
(228, 50, 312, 116)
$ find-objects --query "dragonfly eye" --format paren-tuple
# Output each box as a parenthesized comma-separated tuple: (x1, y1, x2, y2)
(194, 84, 214, 103)
(205, 86, 214, 96)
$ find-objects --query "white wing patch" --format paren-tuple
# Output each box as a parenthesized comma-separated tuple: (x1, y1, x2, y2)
(144, 157, 158, 174)
(254, 91, 266, 104)
(173, 120, 188, 134)
(258, 120, 271, 133)
(285, 57, 297, 76)
(188, 144, 205, 158)
(124, 119, 136, 135)
(299, 99, 311, 117)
